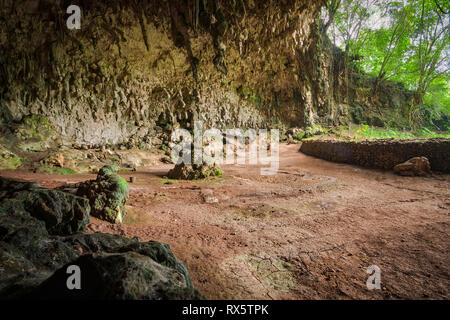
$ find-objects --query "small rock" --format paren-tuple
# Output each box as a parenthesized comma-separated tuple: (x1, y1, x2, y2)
(161, 157, 172, 164)
(394, 157, 431, 176)
(74, 245, 83, 254)
(46, 152, 65, 168)
(168, 163, 223, 180)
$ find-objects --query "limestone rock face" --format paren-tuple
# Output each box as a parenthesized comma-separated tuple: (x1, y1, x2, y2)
(394, 157, 432, 176)
(0, 0, 327, 147)
(0, 177, 203, 300)
(0, 0, 415, 153)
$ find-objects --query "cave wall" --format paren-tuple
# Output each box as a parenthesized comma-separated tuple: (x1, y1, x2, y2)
(0, 0, 328, 147)
(0, 0, 413, 148)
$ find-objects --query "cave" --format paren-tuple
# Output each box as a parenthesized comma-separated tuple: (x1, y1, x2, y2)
(0, 0, 449, 307)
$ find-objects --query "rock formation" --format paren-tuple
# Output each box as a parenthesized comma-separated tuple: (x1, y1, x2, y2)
(0, 0, 414, 155)
(0, 176, 202, 299)
(394, 157, 432, 177)
(58, 165, 129, 223)
(168, 162, 223, 180)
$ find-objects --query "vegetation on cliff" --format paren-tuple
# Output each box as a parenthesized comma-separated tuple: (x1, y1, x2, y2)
(323, 0, 449, 131)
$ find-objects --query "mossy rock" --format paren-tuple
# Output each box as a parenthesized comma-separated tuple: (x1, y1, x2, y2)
(0, 178, 203, 299)
(14, 115, 55, 152)
(98, 164, 119, 177)
(22, 115, 52, 133)
(31, 249, 204, 300)
(59, 165, 129, 224)
(304, 125, 328, 138)
(0, 146, 22, 169)
(167, 163, 223, 180)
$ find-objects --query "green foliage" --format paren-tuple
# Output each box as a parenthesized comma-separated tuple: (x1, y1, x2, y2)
(355, 124, 415, 139)
(325, 0, 450, 127)
(350, 124, 449, 139)
(236, 85, 262, 108)
(161, 178, 177, 185)
(295, 131, 306, 140)
(0, 151, 22, 170)
(39, 165, 77, 175)
(305, 124, 328, 137)
(248, 92, 262, 108)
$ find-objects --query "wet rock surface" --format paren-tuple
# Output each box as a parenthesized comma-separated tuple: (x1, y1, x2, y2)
(0, 176, 203, 300)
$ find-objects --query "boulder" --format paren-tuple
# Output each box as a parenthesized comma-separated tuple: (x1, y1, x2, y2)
(168, 163, 223, 180)
(393, 157, 432, 176)
(32, 243, 202, 300)
(59, 165, 129, 223)
(44, 152, 65, 168)
(0, 177, 203, 300)
(0, 177, 88, 298)
(0, 177, 90, 235)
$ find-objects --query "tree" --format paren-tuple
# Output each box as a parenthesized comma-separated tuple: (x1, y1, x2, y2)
(322, 0, 341, 33)
(370, 2, 411, 93)
(408, 0, 449, 105)
(325, 0, 450, 128)
(326, 0, 382, 101)
(327, 0, 380, 55)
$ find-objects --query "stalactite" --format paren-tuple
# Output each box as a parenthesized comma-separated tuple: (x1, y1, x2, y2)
(138, 11, 150, 52)
(194, 0, 200, 32)
(168, 0, 199, 83)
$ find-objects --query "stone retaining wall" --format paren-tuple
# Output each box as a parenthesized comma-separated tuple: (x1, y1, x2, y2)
(300, 138, 450, 172)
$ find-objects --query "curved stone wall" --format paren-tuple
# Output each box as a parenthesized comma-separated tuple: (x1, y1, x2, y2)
(300, 138, 450, 172)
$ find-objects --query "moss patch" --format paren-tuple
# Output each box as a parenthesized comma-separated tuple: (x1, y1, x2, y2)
(0, 147, 22, 169)
(305, 124, 450, 142)
(167, 163, 224, 180)
(160, 178, 177, 185)
(14, 115, 55, 152)
(39, 165, 77, 175)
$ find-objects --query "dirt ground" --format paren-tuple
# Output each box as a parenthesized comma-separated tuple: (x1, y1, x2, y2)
(1, 143, 449, 299)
